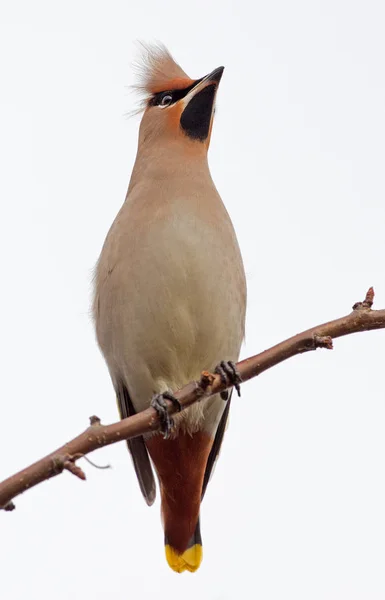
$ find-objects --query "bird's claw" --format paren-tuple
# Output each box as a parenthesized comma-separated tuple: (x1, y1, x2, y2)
(214, 360, 242, 399)
(151, 391, 182, 439)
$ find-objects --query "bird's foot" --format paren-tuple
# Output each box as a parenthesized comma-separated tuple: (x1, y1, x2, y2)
(214, 360, 242, 400)
(151, 391, 182, 439)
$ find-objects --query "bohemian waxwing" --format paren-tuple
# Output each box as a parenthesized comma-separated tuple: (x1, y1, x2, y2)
(93, 43, 247, 573)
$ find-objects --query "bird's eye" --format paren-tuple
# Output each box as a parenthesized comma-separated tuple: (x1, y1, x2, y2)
(158, 93, 173, 108)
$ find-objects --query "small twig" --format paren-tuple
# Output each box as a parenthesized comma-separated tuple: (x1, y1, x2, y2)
(199, 371, 215, 392)
(89, 415, 102, 426)
(63, 460, 86, 481)
(353, 286, 375, 310)
(81, 456, 112, 470)
(52, 455, 86, 481)
(0, 287, 384, 511)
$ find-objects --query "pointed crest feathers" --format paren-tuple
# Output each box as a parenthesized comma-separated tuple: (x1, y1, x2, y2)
(131, 42, 194, 112)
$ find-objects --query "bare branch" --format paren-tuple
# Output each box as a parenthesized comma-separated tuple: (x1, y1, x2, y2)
(0, 288, 384, 510)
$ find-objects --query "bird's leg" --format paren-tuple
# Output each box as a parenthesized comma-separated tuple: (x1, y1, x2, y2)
(214, 361, 242, 399)
(151, 391, 182, 439)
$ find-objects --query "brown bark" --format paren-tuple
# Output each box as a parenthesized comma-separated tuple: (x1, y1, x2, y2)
(0, 287, 384, 511)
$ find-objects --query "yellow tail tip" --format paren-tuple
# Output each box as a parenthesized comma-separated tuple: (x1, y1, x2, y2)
(165, 544, 203, 573)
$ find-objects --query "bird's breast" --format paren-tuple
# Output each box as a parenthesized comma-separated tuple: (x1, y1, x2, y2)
(94, 181, 246, 414)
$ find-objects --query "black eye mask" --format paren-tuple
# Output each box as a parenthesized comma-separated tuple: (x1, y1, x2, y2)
(148, 78, 203, 107)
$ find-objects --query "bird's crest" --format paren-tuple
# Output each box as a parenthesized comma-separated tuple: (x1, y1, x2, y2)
(132, 42, 194, 111)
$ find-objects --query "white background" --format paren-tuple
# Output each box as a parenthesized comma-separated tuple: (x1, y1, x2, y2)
(1, 1, 385, 598)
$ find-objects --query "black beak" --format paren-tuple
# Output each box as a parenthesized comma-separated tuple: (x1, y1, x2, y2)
(206, 66, 224, 84)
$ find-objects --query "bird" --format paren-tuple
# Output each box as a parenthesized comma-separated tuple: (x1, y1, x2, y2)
(93, 43, 247, 573)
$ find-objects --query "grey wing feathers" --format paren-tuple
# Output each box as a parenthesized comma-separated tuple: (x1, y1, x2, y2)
(201, 393, 232, 499)
(117, 384, 156, 506)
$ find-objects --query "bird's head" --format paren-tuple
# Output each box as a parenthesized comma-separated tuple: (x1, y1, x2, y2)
(133, 44, 224, 154)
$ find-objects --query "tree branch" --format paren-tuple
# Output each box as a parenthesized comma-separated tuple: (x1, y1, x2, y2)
(1, 287, 384, 511)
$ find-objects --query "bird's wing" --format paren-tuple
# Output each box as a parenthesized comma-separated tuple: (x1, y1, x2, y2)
(116, 384, 156, 506)
(201, 393, 232, 499)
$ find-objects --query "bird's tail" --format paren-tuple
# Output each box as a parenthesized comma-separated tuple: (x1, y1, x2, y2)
(165, 517, 203, 573)
(145, 430, 212, 574)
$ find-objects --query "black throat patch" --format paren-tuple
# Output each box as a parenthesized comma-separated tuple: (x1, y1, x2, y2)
(180, 84, 216, 142)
